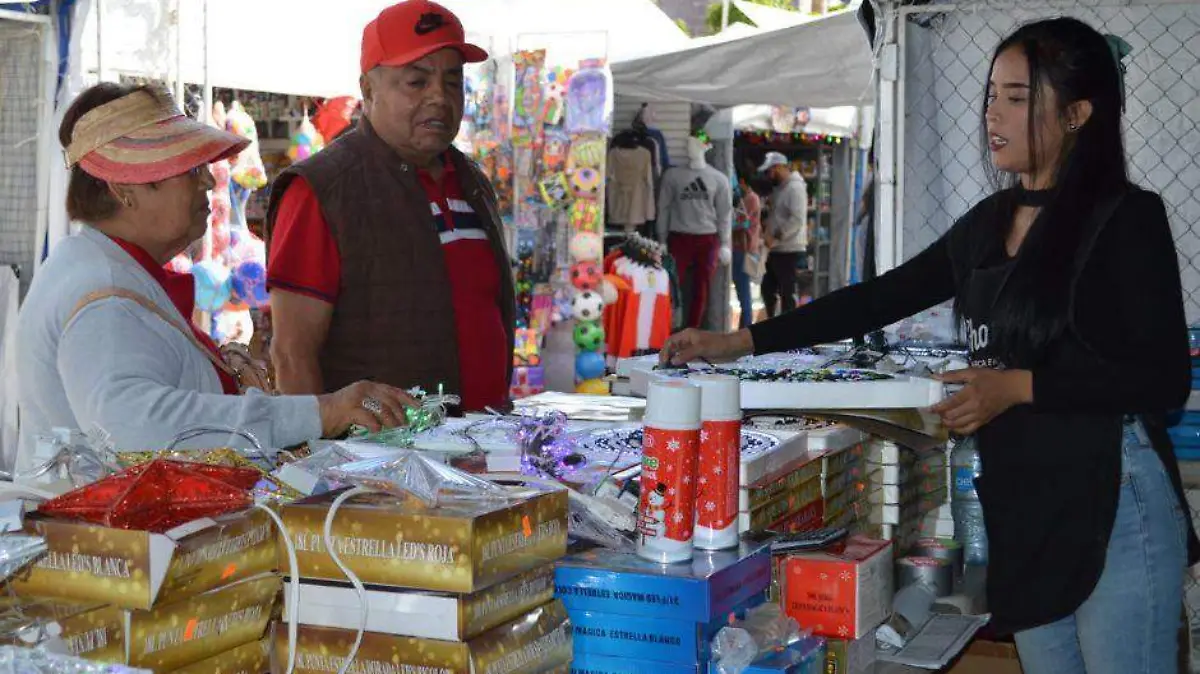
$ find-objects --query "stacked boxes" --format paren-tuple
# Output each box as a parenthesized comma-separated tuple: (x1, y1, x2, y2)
(556, 540, 773, 672)
(739, 453, 823, 535)
(861, 439, 948, 550)
(809, 426, 868, 534)
(277, 487, 572, 674)
(10, 509, 279, 671)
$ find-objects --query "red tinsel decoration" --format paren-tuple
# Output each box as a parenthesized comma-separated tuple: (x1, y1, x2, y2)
(38, 459, 258, 533)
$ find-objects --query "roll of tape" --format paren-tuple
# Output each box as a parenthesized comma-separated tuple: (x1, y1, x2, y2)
(912, 537, 963, 585)
(896, 556, 953, 597)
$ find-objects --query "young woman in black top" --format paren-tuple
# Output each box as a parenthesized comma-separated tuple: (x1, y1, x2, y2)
(662, 18, 1197, 674)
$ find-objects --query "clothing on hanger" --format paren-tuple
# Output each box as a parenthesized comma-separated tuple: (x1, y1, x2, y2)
(601, 238, 672, 357)
(607, 146, 655, 228)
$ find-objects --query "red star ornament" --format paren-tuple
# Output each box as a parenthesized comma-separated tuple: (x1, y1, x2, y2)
(38, 459, 258, 532)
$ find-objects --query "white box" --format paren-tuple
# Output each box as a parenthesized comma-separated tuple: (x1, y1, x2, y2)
(741, 429, 811, 486)
(282, 565, 555, 641)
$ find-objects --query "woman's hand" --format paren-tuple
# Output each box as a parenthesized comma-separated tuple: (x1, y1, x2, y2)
(930, 368, 1033, 435)
(317, 381, 420, 437)
(660, 329, 754, 366)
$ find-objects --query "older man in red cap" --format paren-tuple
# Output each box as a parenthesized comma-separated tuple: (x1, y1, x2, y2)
(265, 0, 514, 413)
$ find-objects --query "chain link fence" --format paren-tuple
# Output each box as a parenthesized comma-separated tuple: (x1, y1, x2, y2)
(0, 18, 47, 295)
(896, 0, 1200, 666)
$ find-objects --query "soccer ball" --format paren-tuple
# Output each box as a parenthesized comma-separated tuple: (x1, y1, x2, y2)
(571, 261, 602, 291)
(573, 320, 605, 351)
(572, 291, 604, 322)
(569, 231, 603, 262)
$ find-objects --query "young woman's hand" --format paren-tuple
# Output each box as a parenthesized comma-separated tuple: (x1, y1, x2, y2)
(930, 369, 1033, 435)
(659, 329, 754, 366)
(317, 381, 419, 437)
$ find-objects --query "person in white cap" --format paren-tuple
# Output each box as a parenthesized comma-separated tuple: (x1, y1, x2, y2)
(757, 151, 808, 316)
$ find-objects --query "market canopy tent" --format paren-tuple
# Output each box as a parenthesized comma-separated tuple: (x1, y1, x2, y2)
(165, 0, 687, 98)
(610, 0, 874, 109)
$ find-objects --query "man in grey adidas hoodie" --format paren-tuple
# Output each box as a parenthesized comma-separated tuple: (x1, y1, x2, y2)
(759, 152, 808, 316)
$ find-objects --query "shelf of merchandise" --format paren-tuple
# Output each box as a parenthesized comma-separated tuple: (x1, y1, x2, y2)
(793, 146, 834, 298)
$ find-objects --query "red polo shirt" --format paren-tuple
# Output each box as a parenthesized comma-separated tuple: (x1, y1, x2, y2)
(107, 236, 239, 394)
(267, 158, 508, 412)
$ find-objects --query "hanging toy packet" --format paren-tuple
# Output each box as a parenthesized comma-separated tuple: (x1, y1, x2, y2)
(226, 102, 267, 190)
(288, 113, 326, 163)
(565, 58, 610, 135)
(512, 50, 546, 144)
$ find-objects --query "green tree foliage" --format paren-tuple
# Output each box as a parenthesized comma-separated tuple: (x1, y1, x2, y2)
(704, 0, 799, 35)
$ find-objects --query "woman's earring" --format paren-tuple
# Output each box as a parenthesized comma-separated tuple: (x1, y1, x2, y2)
(1068, 123, 1079, 132)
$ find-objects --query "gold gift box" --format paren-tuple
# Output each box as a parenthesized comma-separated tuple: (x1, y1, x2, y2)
(276, 599, 572, 674)
(166, 636, 270, 674)
(11, 508, 278, 610)
(279, 488, 567, 593)
(57, 573, 279, 673)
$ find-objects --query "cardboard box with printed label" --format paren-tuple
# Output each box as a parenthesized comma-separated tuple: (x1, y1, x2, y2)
(739, 453, 823, 512)
(279, 487, 567, 593)
(554, 540, 771, 623)
(277, 599, 572, 674)
(56, 573, 279, 672)
(740, 477, 822, 533)
(166, 636, 269, 674)
(283, 564, 556, 641)
(11, 509, 277, 611)
(569, 593, 766, 664)
(780, 536, 894, 640)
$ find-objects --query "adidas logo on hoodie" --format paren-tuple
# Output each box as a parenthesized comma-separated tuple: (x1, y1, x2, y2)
(680, 177, 711, 201)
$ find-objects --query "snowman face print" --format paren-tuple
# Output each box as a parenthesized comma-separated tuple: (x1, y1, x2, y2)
(638, 483, 672, 543)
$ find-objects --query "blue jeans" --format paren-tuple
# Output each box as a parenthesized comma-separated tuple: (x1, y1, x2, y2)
(1014, 423, 1188, 674)
(731, 249, 754, 329)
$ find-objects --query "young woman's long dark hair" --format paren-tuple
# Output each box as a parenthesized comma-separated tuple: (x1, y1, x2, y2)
(965, 17, 1128, 366)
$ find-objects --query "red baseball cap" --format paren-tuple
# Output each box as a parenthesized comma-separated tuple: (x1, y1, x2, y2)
(361, 0, 489, 74)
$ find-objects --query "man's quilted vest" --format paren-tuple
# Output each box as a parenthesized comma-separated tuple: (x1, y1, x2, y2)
(265, 118, 515, 396)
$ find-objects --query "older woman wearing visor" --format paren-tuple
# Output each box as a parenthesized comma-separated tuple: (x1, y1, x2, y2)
(14, 83, 413, 472)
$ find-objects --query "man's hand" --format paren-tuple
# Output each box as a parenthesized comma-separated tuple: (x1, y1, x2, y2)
(930, 369, 1033, 435)
(270, 290, 334, 394)
(659, 329, 754, 367)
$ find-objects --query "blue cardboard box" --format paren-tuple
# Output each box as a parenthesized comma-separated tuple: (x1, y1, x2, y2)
(555, 540, 772, 622)
(570, 592, 767, 663)
(571, 653, 701, 674)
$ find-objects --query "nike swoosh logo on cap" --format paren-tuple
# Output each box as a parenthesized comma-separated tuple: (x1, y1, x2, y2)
(415, 12, 445, 35)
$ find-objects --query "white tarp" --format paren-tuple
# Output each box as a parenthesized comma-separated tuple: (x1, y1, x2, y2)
(79, 0, 687, 99)
(732, 105, 861, 137)
(611, 1, 874, 109)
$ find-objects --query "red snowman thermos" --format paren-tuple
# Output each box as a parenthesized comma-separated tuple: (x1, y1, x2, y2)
(637, 380, 702, 564)
(690, 373, 741, 550)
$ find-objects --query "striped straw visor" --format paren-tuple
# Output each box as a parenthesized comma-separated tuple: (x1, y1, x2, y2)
(64, 88, 249, 184)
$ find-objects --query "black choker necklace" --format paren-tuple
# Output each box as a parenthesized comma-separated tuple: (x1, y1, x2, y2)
(1014, 185, 1053, 207)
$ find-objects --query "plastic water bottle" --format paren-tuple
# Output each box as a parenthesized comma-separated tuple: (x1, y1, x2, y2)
(950, 435, 988, 566)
